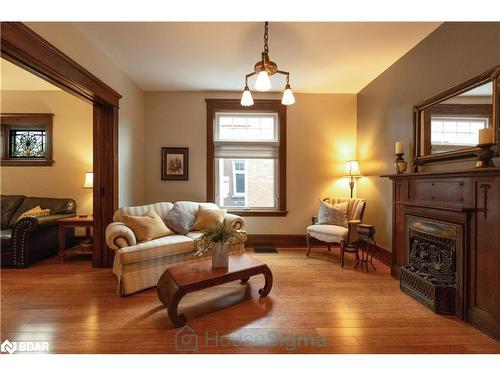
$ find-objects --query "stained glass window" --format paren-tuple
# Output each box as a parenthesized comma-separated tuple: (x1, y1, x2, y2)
(9, 129, 47, 158)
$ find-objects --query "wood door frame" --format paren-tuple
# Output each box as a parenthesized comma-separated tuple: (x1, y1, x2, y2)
(1, 22, 121, 268)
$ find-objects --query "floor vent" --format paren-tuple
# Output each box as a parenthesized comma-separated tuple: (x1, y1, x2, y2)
(253, 247, 278, 253)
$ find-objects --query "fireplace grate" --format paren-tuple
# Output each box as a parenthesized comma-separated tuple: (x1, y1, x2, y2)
(400, 266, 456, 314)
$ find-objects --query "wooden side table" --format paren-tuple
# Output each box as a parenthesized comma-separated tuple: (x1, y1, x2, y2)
(58, 215, 93, 261)
(355, 224, 377, 272)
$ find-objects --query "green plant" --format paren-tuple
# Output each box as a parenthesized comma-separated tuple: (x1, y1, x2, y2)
(194, 222, 246, 257)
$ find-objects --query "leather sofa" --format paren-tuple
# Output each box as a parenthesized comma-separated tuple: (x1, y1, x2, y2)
(105, 201, 246, 296)
(1, 195, 77, 267)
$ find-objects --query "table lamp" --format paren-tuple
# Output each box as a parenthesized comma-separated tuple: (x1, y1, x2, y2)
(343, 160, 363, 198)
(83, 172, 93, 189)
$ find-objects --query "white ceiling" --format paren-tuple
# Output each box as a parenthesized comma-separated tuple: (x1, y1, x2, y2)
(0, 58, 61, 91)
(74, 22, 441, 93)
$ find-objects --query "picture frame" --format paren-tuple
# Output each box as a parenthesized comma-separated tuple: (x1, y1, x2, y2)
(161, 147, 189, 180)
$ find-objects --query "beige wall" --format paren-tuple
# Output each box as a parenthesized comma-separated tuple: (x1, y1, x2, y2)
(145, 91, 357, 234)
(1, 90, 93, 214)
(357, 22, 500, 250)
(25, 22, 145, 207)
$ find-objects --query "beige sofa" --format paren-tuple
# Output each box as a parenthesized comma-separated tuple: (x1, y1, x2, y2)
(105, 201, 245, 296)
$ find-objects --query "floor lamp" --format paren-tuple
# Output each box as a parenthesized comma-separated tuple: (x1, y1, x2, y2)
(343, 160, 362, 198)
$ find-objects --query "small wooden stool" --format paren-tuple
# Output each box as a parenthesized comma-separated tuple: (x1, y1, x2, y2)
(355, 224, 377, 272)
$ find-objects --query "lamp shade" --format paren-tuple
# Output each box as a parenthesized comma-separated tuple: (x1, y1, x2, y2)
(240, 86, 254, 106)
(83, 172, 93, 189)
(343, 160, 362, 177)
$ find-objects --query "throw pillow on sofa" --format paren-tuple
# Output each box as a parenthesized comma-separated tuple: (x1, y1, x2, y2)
(123, 208, 174, 242)
(191, 206, 226, 231)
(317, 199, 348, 228)
(165, 205, 196, 235)
(16, 206, 51, 222)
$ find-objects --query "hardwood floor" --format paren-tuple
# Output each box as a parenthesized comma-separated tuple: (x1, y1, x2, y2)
(1, 248, 499, 354)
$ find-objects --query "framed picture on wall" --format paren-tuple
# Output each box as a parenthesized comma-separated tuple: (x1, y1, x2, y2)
(161, 147, 189, 180)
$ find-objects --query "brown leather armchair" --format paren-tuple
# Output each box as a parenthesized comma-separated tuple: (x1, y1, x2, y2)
(1, 195, 77, 267)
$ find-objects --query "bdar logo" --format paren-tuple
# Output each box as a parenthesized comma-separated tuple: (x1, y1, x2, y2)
(1, 339, 17, 354)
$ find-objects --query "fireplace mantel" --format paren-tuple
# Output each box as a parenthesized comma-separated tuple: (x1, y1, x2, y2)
(383, 167, 500, 339)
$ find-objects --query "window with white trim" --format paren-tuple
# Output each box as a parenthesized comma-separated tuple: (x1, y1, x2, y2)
(214, 113, 279, 210)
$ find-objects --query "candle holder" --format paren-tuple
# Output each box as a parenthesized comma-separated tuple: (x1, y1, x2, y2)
(395, 153, 408, 174)
(475, 143, 496, 168)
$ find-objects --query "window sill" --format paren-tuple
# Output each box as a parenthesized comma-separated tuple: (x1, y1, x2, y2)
(227, 210, 288, 217)
(1, 159, 54, 166)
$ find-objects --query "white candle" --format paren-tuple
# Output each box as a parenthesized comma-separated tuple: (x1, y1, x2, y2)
(478, 128, 494, 145)
(395, 141, 404, 154)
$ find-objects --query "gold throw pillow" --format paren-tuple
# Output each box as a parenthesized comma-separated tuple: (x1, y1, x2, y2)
(123, 208, 174, 242)
(17, 206, 51, 222)
(191, 206, 226, 231)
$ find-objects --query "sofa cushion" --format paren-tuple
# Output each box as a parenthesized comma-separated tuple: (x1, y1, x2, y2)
(113, 202, 174, 223)
(9, 197, 76, 227)
(16, 206, 50, 222)
(317, 199, 348, 228)
(1, 195, 25, 229)
(123, 208, 175, 242)
(165, 205, 196, 235)
(118, 235, 194, 265)
(307, 224, 348, 243)
(192, 206, 226, 231)
(173, 201, 219, 218)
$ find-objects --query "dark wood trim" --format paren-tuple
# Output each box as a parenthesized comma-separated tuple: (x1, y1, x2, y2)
(1, 113, 54, 166)
(1, 22, 122, 268)
(205, 99, 287, 215)
(1, 23, 121, 107)
(245, 234, 392, 266)
(413, 65, 500, 169)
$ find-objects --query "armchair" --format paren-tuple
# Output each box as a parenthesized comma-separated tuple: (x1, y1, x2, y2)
(306, 197, 366, 267)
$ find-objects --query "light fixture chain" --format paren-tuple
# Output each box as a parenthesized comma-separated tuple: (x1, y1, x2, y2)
(263, 21, 269, 54)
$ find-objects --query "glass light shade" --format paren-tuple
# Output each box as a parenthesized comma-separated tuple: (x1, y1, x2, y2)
(255, 70, 271, 91)
(281, 87, 295, 105)
(83, 172, 93, 189)
(240, 87, 254, 106)
(343, 160, 362, 177)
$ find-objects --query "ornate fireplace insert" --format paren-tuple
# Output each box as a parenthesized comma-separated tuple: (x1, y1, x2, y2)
(400, 216, 462, 314)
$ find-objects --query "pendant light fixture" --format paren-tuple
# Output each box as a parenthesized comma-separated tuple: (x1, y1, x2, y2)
(240, 22, 295, 106)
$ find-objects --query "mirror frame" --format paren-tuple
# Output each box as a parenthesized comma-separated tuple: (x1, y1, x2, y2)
(413, 65, 500, 170)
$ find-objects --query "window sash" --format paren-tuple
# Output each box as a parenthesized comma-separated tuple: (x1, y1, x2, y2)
(214, 112, 279, 142)
(215, 158, 278, 210)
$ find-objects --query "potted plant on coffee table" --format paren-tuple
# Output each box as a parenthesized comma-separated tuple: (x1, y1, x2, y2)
(194, 222, 247, 269)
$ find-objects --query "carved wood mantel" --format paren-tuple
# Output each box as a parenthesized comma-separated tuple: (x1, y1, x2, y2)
(382, 168, 500, 339)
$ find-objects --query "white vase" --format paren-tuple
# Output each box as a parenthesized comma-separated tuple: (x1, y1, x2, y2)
(212, 242, 229, 269)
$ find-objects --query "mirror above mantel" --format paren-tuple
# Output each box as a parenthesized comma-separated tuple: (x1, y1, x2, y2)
(413, 65, 499, 169)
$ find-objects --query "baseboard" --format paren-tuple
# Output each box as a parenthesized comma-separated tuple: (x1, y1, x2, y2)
(246, 234, 392, 266)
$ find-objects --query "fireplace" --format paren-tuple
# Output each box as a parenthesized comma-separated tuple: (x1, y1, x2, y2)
(400, 216, 463, 315)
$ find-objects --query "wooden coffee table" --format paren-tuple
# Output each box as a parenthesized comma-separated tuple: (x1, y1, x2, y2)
(157, 253, 273, 327)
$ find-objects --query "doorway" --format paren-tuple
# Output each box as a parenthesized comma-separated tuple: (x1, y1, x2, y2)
(1, 22, 120, 267)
